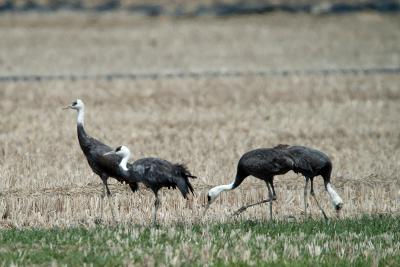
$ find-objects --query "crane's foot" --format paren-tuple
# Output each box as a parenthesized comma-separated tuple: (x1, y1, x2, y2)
(231, 198, 273, 217)
(106, 192, 114, 198)
(231, 206, 248, 217)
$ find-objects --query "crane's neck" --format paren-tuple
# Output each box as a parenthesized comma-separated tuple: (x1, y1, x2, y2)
(76, 107, 89, 152)
(119, 153, 131, 171)
(326, 183, 343, 208)
(210, 182, 235, 198)
(77, 107, 85, 126)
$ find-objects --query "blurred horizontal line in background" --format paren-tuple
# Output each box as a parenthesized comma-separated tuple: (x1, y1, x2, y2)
(0, 66, 399, 83)
(0, 0, 399, 16)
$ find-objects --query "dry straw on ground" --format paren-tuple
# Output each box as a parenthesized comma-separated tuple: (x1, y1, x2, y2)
(0, 13, 399, 228)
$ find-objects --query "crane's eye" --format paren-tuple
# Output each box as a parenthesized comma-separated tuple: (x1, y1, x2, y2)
(72, 101, 77, 106)
(116, 146, 122, 152)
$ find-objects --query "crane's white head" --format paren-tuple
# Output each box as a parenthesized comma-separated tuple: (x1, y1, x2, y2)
(203, 182, 235, 216)
(207, 187, 222, 206)
(104, 145, 131, 171)
(326, 183, 343, 215)
(64, 99, 84, 110)
(114, 145, 131, 158)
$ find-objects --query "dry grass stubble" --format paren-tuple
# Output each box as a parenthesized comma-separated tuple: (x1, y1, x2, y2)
(0, 74, 399, 227)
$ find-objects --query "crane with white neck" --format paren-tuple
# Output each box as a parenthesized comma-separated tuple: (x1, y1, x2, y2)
(204, 144, 343, 220)
(64, 99, 138, 222)
(104, 145, 197, 225)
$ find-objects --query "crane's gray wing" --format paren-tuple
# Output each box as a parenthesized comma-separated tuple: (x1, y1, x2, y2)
(287, 146, 317, 175)
(291, 156, 314, 176)
(243, 149, 294, 176)
(130, 158, 195, 198)
(95, 152, 124, 178)
(88, 136, 113, 153)
(270, 156, 295, 173)
(131, 158, 175, 184)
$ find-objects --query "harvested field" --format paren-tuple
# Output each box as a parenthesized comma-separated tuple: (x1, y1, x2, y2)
(0, 72, 399, 228)
(0, 12, 399, 228)
(0, 12, 399, 75)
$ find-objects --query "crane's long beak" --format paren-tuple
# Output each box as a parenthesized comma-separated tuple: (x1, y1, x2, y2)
(335, 204, 342, 219)
(335, 202, 343, 218)
(103, 151, 115, 156)
(336, 209, 341, 219)
(63, 105, 72, 110)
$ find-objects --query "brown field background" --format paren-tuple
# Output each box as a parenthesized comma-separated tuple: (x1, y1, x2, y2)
(0, 13, 399, 228)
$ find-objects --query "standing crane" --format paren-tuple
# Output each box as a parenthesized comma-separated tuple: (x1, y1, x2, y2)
(104, 145, 196, 225)
(204, 144, 343, 220)
(64, 99, 138, 222)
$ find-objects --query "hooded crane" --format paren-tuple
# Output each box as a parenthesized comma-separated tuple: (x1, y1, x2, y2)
(204, 145, 343, 220)
(64, 99, 138, 221)
(104, 145, 196, 225)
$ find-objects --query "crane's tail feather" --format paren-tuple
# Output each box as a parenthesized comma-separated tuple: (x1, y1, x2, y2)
(186, 180, 194, 194)
(174, 164, 197, 179)
(174, 164, 197, 197)
(128, 182, 139, 192)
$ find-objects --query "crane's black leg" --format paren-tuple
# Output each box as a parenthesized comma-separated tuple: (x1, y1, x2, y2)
(99, 178, 107, 222)
(231, 176, 275, 217)
(270, 177, 277, 200)
(304, 177, 310, 217)
(310, 177, 328, 221)
(104, 183, 112, 196)
(265, 179, 274, 220)
(101, 176, 116, 223)
(152, 191, 160, 226)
